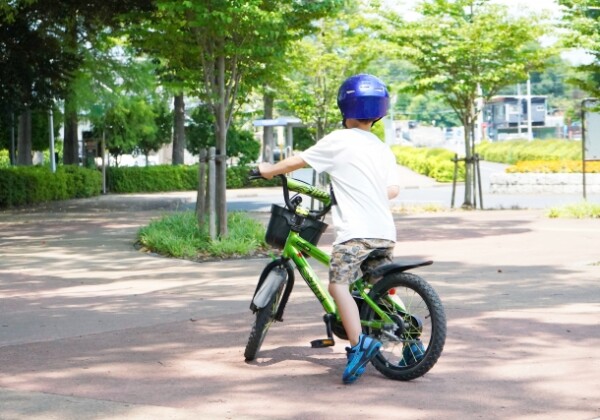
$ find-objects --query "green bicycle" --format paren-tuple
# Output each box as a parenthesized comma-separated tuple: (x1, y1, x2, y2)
(244, 171, 446, 381)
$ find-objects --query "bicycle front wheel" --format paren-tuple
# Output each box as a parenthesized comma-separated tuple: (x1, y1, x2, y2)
(360, 272, 446, 381)
(244, 265, 288, 361)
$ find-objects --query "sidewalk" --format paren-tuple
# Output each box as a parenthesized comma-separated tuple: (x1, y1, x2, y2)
(1, 180, 599, 419)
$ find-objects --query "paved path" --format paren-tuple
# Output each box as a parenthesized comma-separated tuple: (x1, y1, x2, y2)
(1, 173, 599, 419)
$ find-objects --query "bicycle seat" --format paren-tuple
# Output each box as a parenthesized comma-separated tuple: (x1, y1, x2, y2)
(366, 249, 389, 259)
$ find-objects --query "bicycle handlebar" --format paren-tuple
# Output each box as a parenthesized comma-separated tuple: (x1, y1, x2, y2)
(248, 168, 331, 219)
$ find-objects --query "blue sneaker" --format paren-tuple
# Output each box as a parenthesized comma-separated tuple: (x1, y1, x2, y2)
(342, 334, 382, 384)
(398, 340, 426, 367)
(345, 346, 366, 377)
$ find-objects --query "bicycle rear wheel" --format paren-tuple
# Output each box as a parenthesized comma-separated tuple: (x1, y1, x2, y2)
(244, 265, 288, 361)
(360, 272, 446, 381)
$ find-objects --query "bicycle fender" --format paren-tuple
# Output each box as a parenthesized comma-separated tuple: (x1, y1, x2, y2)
(369, 260, 433, 282)
(252, 267, 286, 309)
(250, 259, 295, 315)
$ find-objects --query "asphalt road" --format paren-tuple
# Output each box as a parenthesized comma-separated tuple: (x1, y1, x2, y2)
(1, 181, 599, 419)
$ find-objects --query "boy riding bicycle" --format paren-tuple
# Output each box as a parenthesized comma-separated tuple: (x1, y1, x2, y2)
(258, 74, 400, 384)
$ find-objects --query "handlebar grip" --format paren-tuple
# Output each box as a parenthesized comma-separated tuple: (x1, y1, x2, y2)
(248, 167, 265, 180)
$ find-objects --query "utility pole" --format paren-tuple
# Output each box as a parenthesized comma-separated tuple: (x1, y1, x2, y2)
(526, 75, 533, 141)
(49, 108, 56, 173)
(517, 83, 522, 136)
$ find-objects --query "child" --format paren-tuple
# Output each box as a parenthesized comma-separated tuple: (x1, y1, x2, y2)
(258, 74, 400, 384)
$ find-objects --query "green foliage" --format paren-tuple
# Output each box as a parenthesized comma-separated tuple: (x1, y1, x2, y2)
(137, 99, 173, 160)
(107, 165, 197, 193)
(292, 127, 316, 151)
(187, 105, 260, 166)
(100, 97, 159, 163)
(371, 122, 385, 142)
(547, 201, 600, 218)
(0, 149, 9, 167)
(279, 2, 379, 139)
(0, 3, 80, 112)
(0, 165, 101, 208)
(381, 0, 553, 154)
(404, 93, 461, 128)
(107, 164, 280, 193)
(137, 211, 267, 259)
(391, 145, 464, 182)
(477, 140, 581, 164)
(559, 0, 600, 99)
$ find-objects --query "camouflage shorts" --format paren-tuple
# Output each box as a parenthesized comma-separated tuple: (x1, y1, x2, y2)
(329, 238, 395, 285)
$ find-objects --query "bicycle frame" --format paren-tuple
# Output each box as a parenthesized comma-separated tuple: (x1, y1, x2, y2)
(281, 178, 398, 331)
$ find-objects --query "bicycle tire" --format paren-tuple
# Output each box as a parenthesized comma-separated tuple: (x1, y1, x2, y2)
(244, 267, 287, 361)
(360, 272, 446, 381)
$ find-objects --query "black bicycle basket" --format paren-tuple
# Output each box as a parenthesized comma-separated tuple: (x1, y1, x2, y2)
(265, 204, 328, 249)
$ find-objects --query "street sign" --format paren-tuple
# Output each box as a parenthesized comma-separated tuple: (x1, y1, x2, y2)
(583, 99, 600, 161)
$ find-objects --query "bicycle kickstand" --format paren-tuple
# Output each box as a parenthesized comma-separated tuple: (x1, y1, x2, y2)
(310, 314, 336, 348)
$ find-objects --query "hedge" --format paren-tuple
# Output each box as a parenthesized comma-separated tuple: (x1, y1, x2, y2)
(476, 139, 581, 164)
(391, 145, 465, 182)
(106, 164, 280, 193)
(0, 166, 102, 208)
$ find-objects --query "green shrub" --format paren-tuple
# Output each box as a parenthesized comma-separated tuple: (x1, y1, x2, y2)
(547, 202, 600, 218)
(477, 139, 581, 164)
(107, 164, 280, 193)
(391, 146, 465, 182)
(107, 165, 197, 193)
(0, 150, 10, 168)
(137, 210, 267, 259)
(0, 165, 101, 208)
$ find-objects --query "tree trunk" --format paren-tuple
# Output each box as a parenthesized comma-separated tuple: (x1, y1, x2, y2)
(262, 92, 274, 163)
(17, 108, 32, 166)
(63, 102, 79, 165)
(9, 112, 16, 165)
(215, 55, 228, 237)
(62, 16, 79, 165)
(462, 118, 475, 209)
(172, 94, 186, 165)
(215, 104, 227, 237)
(196, 148, 207, 228)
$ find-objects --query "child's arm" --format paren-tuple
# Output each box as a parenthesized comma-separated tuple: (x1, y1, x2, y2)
(258, 155, 307, 180)
(387, 185, 399, 199)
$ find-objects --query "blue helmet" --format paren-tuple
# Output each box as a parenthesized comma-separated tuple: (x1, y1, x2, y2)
(337, 74, 390, 122)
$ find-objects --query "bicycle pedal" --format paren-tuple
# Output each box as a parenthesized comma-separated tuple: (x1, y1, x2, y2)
(310, 338, 335, 348)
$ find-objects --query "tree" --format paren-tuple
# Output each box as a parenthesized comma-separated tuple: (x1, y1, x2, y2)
(187, 105, 260, 166)
(151, 0, 343, 236)
(30, 0, 155, 165)
(405, 93, 461, 128)
(143, 99, 173, 165)
(280, 2, 382, 142)
(559, 0, 600, 99)
(381, 0, 553, 208)
(0, 1, 79, 165)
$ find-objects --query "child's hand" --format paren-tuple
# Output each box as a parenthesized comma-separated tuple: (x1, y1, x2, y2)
(258, 162, 274, 180)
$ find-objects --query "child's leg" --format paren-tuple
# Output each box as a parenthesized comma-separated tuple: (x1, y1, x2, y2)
(329, 282, 361, 346)
(329, 239, 375, 347)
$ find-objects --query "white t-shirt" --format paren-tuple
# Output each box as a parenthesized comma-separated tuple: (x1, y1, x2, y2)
(300, 128, 399, 245)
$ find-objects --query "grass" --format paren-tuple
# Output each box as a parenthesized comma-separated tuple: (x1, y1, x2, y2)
(390, 203, 447, 214)
(547, 202, 600, 219)
(137, 211, 268, 260)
